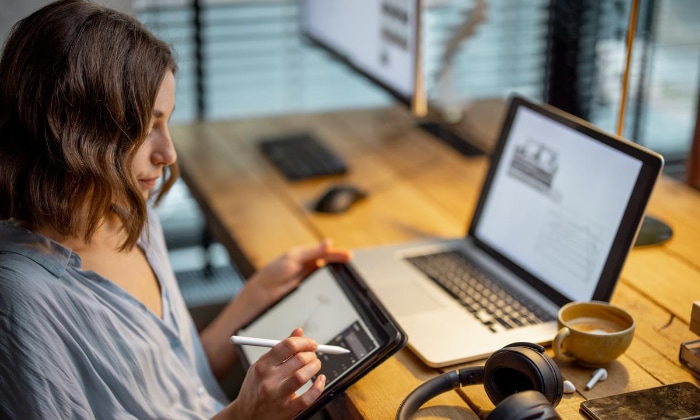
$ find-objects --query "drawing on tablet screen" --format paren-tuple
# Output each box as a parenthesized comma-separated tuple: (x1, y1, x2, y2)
(300, 295, 331, 335)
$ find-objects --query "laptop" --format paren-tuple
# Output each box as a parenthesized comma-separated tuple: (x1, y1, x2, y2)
(350, 95, 664, 367)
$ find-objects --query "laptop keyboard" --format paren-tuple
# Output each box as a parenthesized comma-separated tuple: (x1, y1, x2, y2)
(258, 133, 348, 181)
(406, 250, 555, 333)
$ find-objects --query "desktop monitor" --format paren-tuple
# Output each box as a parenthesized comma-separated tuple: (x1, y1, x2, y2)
(300, 0, 427, 117)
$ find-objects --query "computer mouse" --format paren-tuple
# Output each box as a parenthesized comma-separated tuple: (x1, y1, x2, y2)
(313, 184, 367, 213)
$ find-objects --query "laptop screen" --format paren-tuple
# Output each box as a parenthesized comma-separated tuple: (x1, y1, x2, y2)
(472, 100, 652, 303)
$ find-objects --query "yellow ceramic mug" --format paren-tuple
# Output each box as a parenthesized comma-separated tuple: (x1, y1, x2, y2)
(553, 301, 635, 367)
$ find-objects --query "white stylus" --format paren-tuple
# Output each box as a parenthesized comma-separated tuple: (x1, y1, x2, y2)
(230, 335, 350, 355)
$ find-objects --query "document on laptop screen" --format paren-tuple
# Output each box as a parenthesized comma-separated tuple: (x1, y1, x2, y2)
(475, 106, 642, 301)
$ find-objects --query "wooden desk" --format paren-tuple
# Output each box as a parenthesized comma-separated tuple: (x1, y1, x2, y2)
(171, 107, 700, 419)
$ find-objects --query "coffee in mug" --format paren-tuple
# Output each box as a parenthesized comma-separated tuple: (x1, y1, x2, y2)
(554, 301, 635, 367)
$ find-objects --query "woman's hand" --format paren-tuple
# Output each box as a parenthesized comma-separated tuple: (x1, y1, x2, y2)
(219, 328, 326, 420)
(244, 239, 352, 313)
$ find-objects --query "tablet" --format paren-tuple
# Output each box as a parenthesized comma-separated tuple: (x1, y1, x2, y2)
(233, 263, 408, 419)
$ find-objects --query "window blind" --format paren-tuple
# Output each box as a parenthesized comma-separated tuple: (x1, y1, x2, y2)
(136, 0, 699, 161)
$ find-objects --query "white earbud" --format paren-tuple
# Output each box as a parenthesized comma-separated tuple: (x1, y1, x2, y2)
(563, 379, 576, 394)
(585, 368, 608, 390)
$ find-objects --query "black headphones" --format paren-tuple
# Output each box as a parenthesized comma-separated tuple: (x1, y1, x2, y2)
(396, 342, 563, 420)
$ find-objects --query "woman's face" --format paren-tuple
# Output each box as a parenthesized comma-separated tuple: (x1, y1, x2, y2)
(132, 71, 177, 199)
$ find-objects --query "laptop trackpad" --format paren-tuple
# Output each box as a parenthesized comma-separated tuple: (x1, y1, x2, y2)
(375, 281, 444, 317)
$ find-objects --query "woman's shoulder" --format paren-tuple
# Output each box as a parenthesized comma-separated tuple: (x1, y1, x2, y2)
(0, 225, 92, 357)
(0, 221, 73, 301)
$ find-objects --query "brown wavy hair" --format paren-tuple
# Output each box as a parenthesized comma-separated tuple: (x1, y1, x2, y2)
(0, 0, 178, 250)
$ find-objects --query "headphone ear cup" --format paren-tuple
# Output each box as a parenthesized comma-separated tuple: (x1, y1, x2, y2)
(485, 390, 561, 420)
(395, 367, 484, 420)
(482, 343, 563, 407)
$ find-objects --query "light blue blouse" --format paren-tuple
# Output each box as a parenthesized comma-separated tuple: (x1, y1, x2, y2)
(0, 209, 228, 419)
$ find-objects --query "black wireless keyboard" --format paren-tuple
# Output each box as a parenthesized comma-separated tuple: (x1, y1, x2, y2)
(258, 133, 348, 181)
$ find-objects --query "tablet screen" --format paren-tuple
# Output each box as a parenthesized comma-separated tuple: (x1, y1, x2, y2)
(236, 265, 384, 394)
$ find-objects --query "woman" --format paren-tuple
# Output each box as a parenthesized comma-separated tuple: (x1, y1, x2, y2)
(0, 1, 351, 418)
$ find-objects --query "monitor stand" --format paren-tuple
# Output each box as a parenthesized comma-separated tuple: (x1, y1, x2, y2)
(417, 98, 508, 157)
(417, 121, 485, 157)
(634, 215, 673, 247)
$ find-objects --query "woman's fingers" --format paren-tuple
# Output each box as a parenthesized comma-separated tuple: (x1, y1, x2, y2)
(230, 330, 326, 419)
(290, 240, 352, 267)
(289, 327, 304, 337)
(278, 355, 322, 396)
(265, 333, 324, 397)
(268, 335, 317, 364)
(288, 373, 327, 414)
(303, 374, 326, 404)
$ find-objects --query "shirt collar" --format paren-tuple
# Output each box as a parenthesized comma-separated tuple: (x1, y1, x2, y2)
(0, 220, 74, 277)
